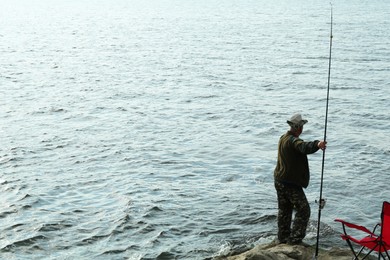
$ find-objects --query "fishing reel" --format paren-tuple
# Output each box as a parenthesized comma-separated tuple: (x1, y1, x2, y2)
(315, 198, 326, 209)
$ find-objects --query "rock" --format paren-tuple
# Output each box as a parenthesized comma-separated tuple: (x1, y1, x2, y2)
(214, 243, 355, 260)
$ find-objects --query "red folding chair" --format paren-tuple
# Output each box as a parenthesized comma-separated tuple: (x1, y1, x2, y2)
(335, 201, 390, 259)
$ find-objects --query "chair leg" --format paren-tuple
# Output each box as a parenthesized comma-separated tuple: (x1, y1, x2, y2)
(385, 247, 390, 259)
(380, 244, 390, 259)
(361, 245, 378, 260)
(345, 239, 360, 259)
(378, 244, 390, 260)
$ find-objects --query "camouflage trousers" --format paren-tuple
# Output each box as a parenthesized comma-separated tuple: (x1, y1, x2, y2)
(274, 181, 310, 243)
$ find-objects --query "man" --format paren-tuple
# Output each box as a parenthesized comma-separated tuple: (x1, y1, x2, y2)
(274, 113, 326, 245)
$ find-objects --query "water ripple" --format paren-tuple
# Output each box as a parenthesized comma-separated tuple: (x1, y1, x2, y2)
(1, 0, 389, 259)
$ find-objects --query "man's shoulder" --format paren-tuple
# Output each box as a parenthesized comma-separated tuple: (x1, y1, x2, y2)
(281, 132, 302, 143)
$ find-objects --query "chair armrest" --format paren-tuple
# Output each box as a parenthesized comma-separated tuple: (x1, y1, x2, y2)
(334, 218, 375, 236)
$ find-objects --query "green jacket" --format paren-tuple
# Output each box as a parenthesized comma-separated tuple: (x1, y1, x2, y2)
(274, 131, 320, 188)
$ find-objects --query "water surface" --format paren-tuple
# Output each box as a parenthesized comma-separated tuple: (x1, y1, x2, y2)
(1, 0, 389, 259)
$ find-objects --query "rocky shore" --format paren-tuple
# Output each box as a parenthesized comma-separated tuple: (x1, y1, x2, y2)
(213, 242, 357, 260)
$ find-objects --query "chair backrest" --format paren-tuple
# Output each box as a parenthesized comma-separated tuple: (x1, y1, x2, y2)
(381, 201, 390, 242)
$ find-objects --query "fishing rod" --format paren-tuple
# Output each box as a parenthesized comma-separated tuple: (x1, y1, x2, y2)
(314, 4, 333, 259)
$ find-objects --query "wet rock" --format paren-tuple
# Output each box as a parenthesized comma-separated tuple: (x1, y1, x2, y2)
(214, 243, 354, 260)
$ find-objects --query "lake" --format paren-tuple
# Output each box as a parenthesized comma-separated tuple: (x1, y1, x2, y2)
(1, 0, 389, 259)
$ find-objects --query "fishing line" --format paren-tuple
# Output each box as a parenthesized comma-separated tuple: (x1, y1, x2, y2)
(314, 3, 333, 259)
